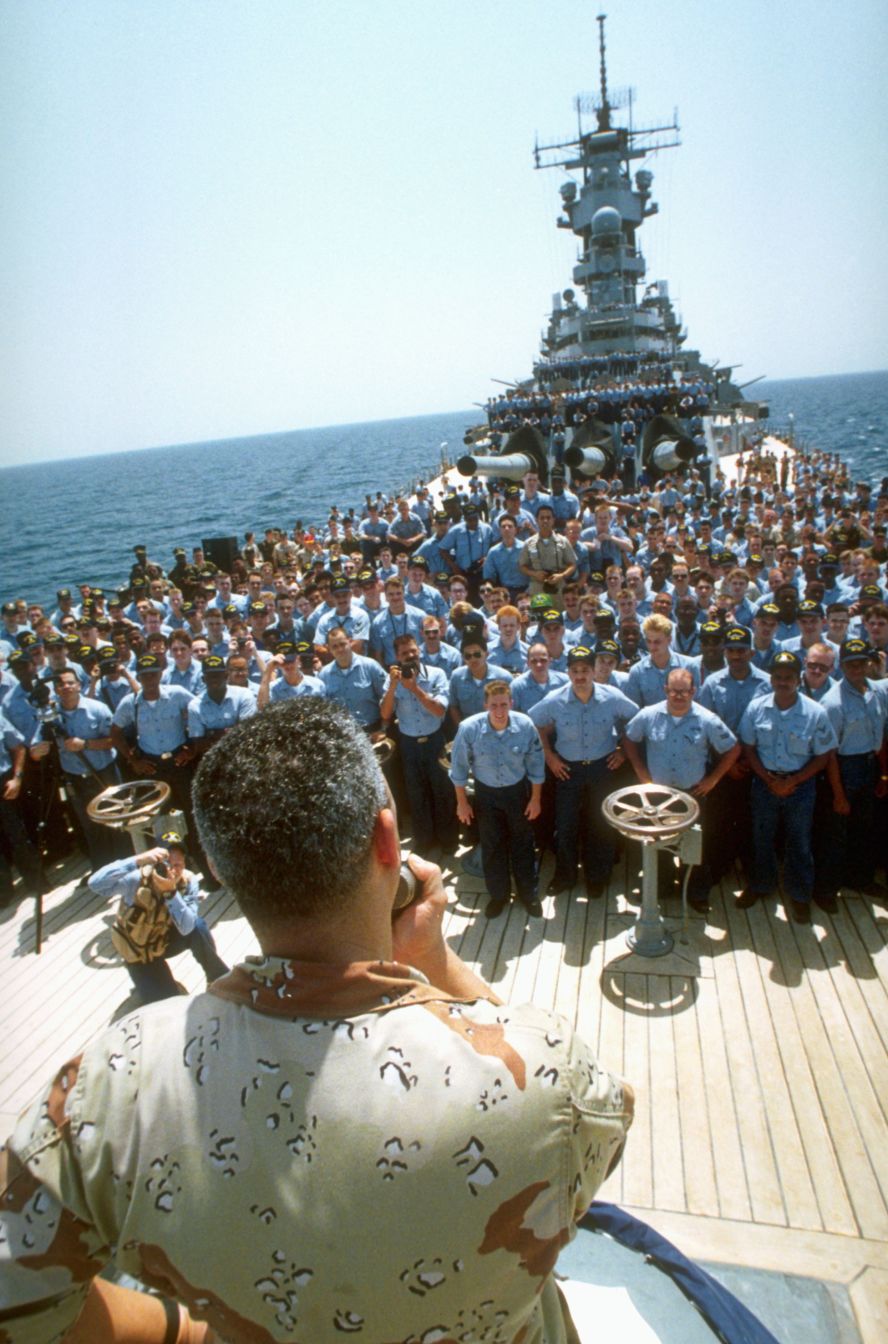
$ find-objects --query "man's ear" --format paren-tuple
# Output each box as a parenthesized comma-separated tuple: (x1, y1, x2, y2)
(372, 806, 401, 872)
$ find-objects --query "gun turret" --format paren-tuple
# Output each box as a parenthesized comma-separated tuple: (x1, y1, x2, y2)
(562, 420, 617, 480)
(457, 426, 549, 484)
(641, 414, 699, 479)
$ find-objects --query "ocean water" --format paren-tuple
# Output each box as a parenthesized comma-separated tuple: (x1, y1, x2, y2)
(1, 371, 885, 612)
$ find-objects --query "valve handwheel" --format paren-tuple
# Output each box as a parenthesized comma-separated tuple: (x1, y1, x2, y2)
(86, 780, 172, 828)
(602, 784, 699, 839)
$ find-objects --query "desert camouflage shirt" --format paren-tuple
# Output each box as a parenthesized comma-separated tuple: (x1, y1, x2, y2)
(0, 956, 631, 1343)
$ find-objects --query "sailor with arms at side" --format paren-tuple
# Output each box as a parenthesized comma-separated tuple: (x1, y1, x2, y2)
(450, 680, 545, 919)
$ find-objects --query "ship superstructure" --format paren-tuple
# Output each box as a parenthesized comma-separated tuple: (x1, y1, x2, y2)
(460, 14, 766, 488)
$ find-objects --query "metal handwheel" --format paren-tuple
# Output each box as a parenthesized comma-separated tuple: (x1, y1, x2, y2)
(86, 780, 172, 829)
(602, 784, 699, 841)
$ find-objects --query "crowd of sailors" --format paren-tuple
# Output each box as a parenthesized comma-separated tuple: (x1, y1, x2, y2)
(485, 377, 713, 436)
(2, 437, 888, 965)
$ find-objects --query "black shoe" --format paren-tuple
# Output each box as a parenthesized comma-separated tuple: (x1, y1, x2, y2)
(813, 891, 839, 914)
(688, 896, 710, 913)
(584, 881, 605, 900)
(521, 897, 543, 918)
(484, 897, 507, 919)
(735, 890, 759, 910)
(790, 900, 811, 924)
(547, 876, 572, 896)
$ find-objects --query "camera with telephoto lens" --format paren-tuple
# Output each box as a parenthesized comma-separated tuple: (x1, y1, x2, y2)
(28, 678, 62, 726)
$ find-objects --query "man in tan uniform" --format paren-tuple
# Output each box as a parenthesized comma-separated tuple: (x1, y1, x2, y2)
(0, 699, 633, 1344)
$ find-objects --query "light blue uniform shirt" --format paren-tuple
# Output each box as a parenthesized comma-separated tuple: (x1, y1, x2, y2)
(530, 682, 637, 762)
(697, 664, 771, 733)
(486, 638, 529, 674)
(163, 662, 205, 696)
(54, 696, 116, 775)
(269, 674, 326, 702)
(113, 685, 194, 754)
(822, 677, 887, 755)
(3, 683, 42, 745)
(403, 584, 448, 621)
(369, 606, 426, 667)
(96, 677, 133, 714)
(319, 654, 386, 727)
(421, 643, 462, 676)
(187, 685, 258, 737)
(482, 541, 526, 591)
(0, 710, 25, 775)
(625, 702, 737, 788)
(625, 652, 700, 708)
(739, 693, 837, 771)
(440, 521, 494, 570)
(449, 663, 512, 719)
(89, 855, 201, 935)
(510, 669, 568, 713)
(315, 605, 372, 646)
(383, 663, 449, 737)
(450, 710, 545, 789)
(751, 639, 784, 673)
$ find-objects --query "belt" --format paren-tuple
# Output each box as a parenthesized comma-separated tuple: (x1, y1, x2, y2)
(141, 750, 184, 763)
(766, 770, 797, 779)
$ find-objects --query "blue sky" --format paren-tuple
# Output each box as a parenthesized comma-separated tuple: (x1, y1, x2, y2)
(3, 0, 886, 465)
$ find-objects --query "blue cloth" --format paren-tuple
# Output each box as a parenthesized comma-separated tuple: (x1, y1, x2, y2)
(53, 696, 116, 775)
(95, 677, 133, 714)
(822, 677, 886, 755)
(449, 710, 545, 788)
(0, 710, 24, 775)
(315, 605, 372, 646)
(318, 654, 386, 727)
(187, 686, 258, 737)
(625, 702, 736, 788)
(113, 685, 195, 754)
(739, 692, 837, 770)
(751, 639, 784, 672)
(89, 854, 201, 936)
(421, 643, 462, 676)
(448, 663, 512, 719)
(625, 652, 700, 708)
(402, 583, 448, 620)
(369, 606, 426, 666)
(750, 775, 817, 902)
(486, 638, 528, 674)
(413, 534, 450, 572)
(440, 521, 494, 570)
(520, 490, 552, 519)
(163, 662, 205, 696)
(269, 674, 326, 702)
(482, 541, 526, 591)
(529, 682, 637, 761)
(2, 682, 41, 745)
(384, 662, 449, 736)
(697, 665, 771, 733)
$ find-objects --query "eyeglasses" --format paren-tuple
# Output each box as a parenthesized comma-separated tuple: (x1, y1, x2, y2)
(464, 651, 485, 660)
(667, 689, 693, 697)
(805, 662, 832, 674)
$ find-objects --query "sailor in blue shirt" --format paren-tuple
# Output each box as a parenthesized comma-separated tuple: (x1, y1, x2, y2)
(0, 707, 43, 903)
(36, 668, 127, 869)
(318, 626, 386, 730)
(4, 650, 44, 745)
(751, 605, 785, 672)
(314, 577, 372, 652)
(547, 469, 580, 525)
(737, 651, 838, 920)
(188, 656, 258, 754)
(414, 511, 454, 575)
(623, 667, 739, 911)
(482, 515, 527, 597)
(697, 626, 770, 732)
(625, 617, 700, 707)
(258, 642, 326, 707)
(449, 638, 512, 728)
(486, 606, 528, 675)
(419, 616, 462, 676)
(380, 633, 456, 853)
(440, 504, 495, 582)
(519, 470, 552, 520)
(357, 503, 389, 564)
(163, 632, 205, 696)
(88, 832, 228, 1004)
(450, 681, 545, 918)
(404, 557, 449, 621)
(815, 639, 888, 905)
(530, 645, 637, 897)
(94, 647, 137, 713)
(369, 579, 426, 666)
(510, 643, 568, 713)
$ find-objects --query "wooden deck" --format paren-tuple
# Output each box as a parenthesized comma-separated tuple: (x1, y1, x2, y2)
(3, 849, 887, 1341)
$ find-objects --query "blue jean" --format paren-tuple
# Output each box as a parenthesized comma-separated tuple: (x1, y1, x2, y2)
(554, 757, 613, 885)
(750, 775, 816, 904)
(475, 780, 537, 905)
(126, 918, 229, 1004)
(814, 753, 876, 894)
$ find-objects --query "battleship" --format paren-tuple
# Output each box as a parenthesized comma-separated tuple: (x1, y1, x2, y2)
(2, 16, 885, 1344)
(452, 13, 773, 499)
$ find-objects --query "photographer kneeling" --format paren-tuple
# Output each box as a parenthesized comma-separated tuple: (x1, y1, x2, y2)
(89, 830, 229, 1004)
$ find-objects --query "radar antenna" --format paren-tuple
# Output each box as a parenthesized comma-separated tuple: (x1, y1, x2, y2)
(597, 13, 611, 130)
